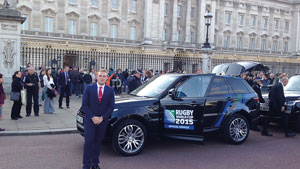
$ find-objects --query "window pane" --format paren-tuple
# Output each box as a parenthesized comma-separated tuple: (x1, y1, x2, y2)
(251, 16, 256, 27)
(90, 22, 98, 36)
(190, 32, 194, 43)
(208, 77, 229, 95)
(263, 18, 268, 29)
(22, 15, 28, 30)
(228, 79, 250, 94)
(45, 17, 53, 33)
(130, 26, 136, 40)
(163, 29, 167, 41)
(177, 31, 180, 41)
(239, 14, 244, 26)
(177, 5, 181, 17)
(164, 3, 168, 16)
(261, 39, 266, 50)
(176, 76, 212, 98)
(112, 0, 118, 9)
(191, 7, 195, 19)
(111, 25, 118, 38)
(131, 0, 137, 13)
(274, 20, 279, 30)
(285, 21, 289, 32)
(91, 0, 98, 6)
(69, 0, 77, 4)
(225, 12, 231, 24)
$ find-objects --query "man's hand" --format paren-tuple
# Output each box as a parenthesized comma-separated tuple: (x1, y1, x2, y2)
(27, 83, 33, 86)
(281, 106, 285, 112)
(92, 116, 104, 125)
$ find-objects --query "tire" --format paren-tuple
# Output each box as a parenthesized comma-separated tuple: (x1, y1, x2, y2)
(112, 119, 147, 156)
(223, 114, 250, 145)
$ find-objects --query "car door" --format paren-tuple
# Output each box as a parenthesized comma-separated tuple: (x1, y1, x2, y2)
(204, 77, 233, 128)
(160, 75, 212, 140)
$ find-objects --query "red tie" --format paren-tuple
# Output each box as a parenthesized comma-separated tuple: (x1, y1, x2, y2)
(98, 87, 103, 102)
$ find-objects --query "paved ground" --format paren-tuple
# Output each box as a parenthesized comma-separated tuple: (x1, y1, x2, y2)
(0, 96, 81, 135)
(0, 128, 299, 169)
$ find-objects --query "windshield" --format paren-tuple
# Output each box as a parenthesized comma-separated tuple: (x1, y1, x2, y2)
(285, 76, 300, 91)
(130, 75, 179, 98)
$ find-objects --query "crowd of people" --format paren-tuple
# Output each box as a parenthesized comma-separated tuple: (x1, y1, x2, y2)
(0, 63, 164, 131)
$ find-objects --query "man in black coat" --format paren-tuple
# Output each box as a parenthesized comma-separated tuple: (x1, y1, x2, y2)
(127, 70, 142, 94)
(58, 66, 71, 109)
(251, 80, 265, 131)
(262, 77, 296, 137)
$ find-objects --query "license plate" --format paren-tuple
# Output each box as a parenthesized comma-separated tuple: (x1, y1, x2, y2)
(76, 115, 83, 124)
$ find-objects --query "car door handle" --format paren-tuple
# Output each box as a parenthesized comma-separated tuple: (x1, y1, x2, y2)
(226, 97, 233, 101)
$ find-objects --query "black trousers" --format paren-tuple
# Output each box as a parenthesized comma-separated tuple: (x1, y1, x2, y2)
(263, 106, 290, 134)
(59, 85, 70, 107)
(11, 99, 22, 118)
(26, 90, 39, 115)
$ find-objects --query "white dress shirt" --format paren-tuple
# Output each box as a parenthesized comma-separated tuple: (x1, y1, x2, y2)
(97, 83, 105, 97)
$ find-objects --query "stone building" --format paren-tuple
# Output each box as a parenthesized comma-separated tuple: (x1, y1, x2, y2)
(1, 0, 300, 74)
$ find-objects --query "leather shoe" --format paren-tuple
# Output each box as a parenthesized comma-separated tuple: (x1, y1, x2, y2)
(251, 126, 261, 132)
(67, 106, 70, 109)
(286, 132, 296, 137)
(59, 107, 63, 109)
(91, 165, 100, 169)
(0, 128, 5, 131)
(26, 114, 30, 117)
(261, 131, 273, 136)
(17, 116, 23, 118)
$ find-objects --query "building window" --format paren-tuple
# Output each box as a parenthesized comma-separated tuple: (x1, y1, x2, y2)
(164, 3, 168, 16)
(249, 38, 255, 49)
(224, 36, 230, 48)
(90, 22, 98, 36)
(131, 0, 137, 13)
(285, 21, 289, 32)
(215, 11, 218, 24)
(177, 5, 182, 17)
(130, 26, 136, 40)
(263, 18, 268, 29)
(238, 14, 244, 26)
(111, 24, 118, 38)
(251, 15, 256, 27)
(22, 14, 29, 30)
(272, 40, 278, 51)
(45, 17, 54, 33)
(274, 19, 279, 30)
(91, 0, 98, 7)
(191, 7, 195, 19)
(237, 37, 243, 49)
(69, 0, 77, 4)
(163, 29, 167, 41)
(225, 12, 231, 25)
(112, 0, 118, 10)
(190, 31, 194, 43)
(177, 31, 181, 41)
(261, 39, 267, 50)
(68, 19, 76, 34)
(284, 42, 289, 52)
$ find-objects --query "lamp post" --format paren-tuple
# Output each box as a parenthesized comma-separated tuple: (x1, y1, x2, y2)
(203, 12, 213, 48)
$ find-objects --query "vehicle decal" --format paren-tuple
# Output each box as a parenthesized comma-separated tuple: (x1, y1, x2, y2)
(215, 101, 231, 127)
(164, 109, 194, 130)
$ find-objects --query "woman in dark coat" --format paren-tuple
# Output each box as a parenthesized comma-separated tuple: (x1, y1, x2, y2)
(11, 71, 23, 120)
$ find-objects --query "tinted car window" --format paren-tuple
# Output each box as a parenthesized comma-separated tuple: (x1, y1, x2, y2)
(228, 79, 250, 94)
(208, 77, 229, 95)
(176, 76, 212, 98)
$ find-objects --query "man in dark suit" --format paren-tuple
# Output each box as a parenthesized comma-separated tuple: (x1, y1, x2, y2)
(262, 77, 296, 137)
(82, 69, 115, 169)
(58, 66, 71, 109)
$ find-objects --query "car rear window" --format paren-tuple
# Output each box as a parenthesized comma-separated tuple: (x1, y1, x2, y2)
(227, 78, 250, 94)
(208, 77, 230, 95)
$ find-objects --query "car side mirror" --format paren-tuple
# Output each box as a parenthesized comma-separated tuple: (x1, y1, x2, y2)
(168, 88, 176, 99)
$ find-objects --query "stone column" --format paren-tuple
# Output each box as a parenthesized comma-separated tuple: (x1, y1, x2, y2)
(201, 48, 213, 73)
(291, 8, 300, 53)
(158, 0, 166, 41)
(171, 0, 178, 42)
(143, 0, 153, 43)
(196, 0, 207, 44)
(0, 6, 26, 93)
(184, 0, 191, 43)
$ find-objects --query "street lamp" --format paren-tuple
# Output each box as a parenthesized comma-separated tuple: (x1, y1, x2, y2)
(203, 12, 213, 49)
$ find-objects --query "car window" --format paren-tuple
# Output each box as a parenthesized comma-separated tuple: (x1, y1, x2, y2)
(176, 76, 212, 98)
(208, 77, 229, 95)
(228, 79, 250, 94)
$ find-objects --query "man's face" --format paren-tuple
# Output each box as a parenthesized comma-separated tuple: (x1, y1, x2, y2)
(270, 74, 274, 78)
(28, 68, 34, 75)
(283, 79, 289, 86)
(97, 71, 108, 85)
(65, 67, 69, 72)
(135, 73, 141, 78)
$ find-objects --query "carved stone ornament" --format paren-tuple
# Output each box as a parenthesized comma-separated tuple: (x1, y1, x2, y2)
(2, 40, 16, 71)
(3, 0, 19, 10)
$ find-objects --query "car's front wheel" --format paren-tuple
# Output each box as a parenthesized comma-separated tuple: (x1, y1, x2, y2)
(223, 114, 249, 144)
(112, 119, 147, 156)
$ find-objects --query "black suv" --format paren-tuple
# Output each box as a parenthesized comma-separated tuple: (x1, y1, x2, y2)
(76, 74, 259, 156)
(260, 75, 300, 131)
